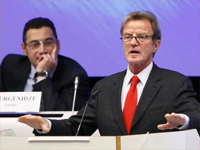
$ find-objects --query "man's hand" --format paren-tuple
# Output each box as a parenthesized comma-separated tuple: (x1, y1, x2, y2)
(36, 44, 58, 72)
(18, 115, 50, 133)
(157, 113, 186, 130)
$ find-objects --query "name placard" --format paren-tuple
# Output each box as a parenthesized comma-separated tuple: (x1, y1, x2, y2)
(0, 92, 42, 112)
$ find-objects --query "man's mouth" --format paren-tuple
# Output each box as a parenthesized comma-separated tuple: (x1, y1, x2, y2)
(130, 50, 140, 54)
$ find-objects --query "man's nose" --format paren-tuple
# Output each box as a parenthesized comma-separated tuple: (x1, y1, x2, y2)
(130, 36, 139, 46)
(38, 43, 47, 53)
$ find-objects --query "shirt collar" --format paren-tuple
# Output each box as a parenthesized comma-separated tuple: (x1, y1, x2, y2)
(124, 61, 153, 86)
(30, 65, 36, 80)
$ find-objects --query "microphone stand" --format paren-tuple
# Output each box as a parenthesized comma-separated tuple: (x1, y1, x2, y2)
(75, 90, 100, 136)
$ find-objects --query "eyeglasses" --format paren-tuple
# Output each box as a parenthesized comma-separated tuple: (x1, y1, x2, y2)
(120, 33, 153, 42)
(25, 39, 57, 50)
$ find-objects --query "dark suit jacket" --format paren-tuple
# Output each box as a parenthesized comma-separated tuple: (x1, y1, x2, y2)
(37, 63, 199, 136)
(1, 54, 90, 111)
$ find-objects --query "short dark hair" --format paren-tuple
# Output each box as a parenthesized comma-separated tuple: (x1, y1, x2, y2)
(22, 17, 58, 43)
(120, 11, 161, 43)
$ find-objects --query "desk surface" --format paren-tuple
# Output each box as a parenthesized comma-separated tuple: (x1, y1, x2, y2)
(1, 130, 199, 150)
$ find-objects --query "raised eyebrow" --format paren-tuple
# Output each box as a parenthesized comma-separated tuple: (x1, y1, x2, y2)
(28, 40, 40, 44)
(30, 38, 54, 43)
(123, 32, 132, 35)
(137, 33, 147, 35)
(44, 38, 55, 41)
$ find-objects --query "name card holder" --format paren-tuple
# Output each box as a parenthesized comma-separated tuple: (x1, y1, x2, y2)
(0, 92, 42, 112)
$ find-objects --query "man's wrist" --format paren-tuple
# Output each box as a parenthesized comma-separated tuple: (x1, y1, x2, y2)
(34, 70, 49, 77)
(34, 70, 49, 82)
(177, 114, 189, 130)
(35, 118, 51, 134)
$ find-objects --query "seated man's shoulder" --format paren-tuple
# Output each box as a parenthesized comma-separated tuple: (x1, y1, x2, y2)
(58, 55, 79, 64)
(3, 54, 27, 63)
(58, 55, 86, 71)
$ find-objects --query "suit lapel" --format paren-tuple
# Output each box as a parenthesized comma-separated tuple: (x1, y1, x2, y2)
(131, 64, 162, 127)
(111, 71, 127, 135)
(14, 57, 31, 91)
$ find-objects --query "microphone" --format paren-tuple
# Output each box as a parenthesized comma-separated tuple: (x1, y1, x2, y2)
(75, 90, 100, 136)
(71, 76, 79, 115)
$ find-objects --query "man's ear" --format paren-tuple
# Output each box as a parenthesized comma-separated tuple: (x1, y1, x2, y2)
(56, 39, 60, 53)
(21, 43, 28, 56)
(153, 39, 161, 53)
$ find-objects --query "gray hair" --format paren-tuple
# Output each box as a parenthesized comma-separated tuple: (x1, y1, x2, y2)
(120, 11, 161, 43)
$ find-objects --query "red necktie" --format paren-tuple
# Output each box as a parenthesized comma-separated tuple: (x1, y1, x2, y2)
(123, 76, 139, 134)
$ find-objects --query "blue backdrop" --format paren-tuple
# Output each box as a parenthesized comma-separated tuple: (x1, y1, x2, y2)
(1, 0, 199, 77)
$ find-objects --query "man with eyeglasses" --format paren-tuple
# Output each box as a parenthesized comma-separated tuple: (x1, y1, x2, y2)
(1, 17, 90, 111)
(18, 11, 199, 136)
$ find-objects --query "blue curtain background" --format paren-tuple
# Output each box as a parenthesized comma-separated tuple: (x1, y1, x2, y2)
(0, 0, 199, 76)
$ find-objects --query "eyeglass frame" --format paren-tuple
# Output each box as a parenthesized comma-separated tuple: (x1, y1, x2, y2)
(24, 38, 58, 50)
(120, 33, 153, 42)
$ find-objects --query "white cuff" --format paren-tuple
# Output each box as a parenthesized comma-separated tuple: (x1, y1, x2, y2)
(35, 118, 52, 134)
(177, 114, 189, 130)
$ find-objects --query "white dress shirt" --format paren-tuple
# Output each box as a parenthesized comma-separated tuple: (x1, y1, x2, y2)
(23, 65, 36, 92)
(121, 62, 153, 110)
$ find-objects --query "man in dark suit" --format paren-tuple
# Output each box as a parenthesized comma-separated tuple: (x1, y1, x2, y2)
(18, 11, 199, 135)
(1, 17, 90, 111)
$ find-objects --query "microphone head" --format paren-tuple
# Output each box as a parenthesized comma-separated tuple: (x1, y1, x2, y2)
(74, 76, 79, 84)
